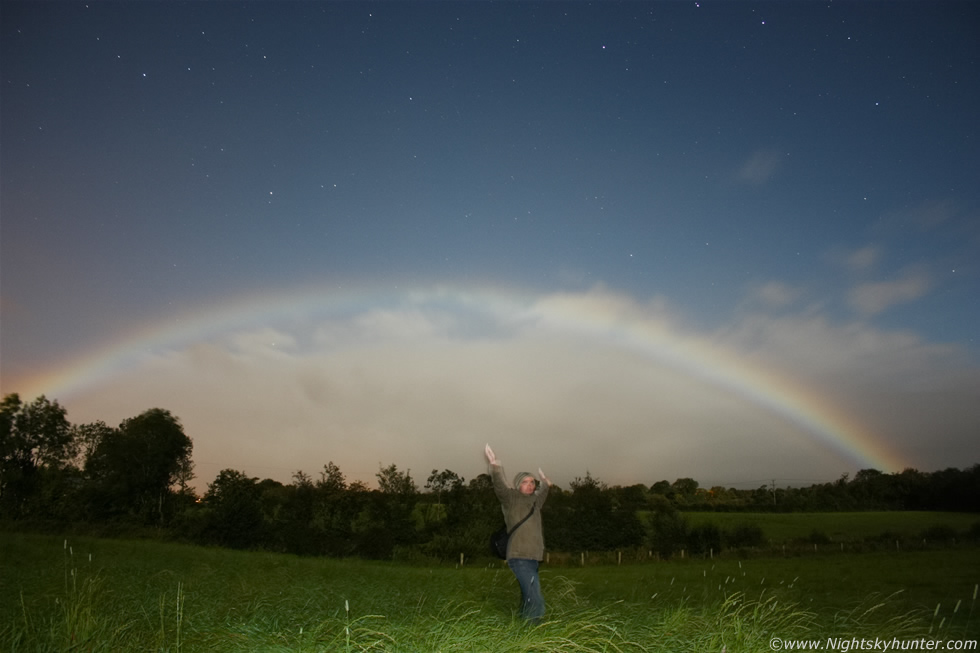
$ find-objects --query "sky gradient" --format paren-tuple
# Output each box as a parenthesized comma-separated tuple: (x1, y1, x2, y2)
(2, 1, 978, 492)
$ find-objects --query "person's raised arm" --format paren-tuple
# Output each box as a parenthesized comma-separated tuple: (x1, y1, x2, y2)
(486, 444, 511, 498)
(485, 443, 499, 466)
(537, 468, 551, 486)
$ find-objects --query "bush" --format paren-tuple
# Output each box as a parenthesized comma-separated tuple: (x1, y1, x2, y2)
(869, 529, 902, 544)
(725, 523, 765, 549)
(646, 509, 689, 558)
(687, 523, 723, 556)
(420, 530, 485, 562)
(967, 521, 980, 541)
(804, 529, 831, 545)
(918, 524, 957, 542)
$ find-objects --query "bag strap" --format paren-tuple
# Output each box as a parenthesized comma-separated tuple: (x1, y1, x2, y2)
(506, 504, 535, 537)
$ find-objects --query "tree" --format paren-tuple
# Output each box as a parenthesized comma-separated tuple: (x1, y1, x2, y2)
(568, 471, 614, 551)
(851, 468, 888, 508)
(311, 464, 367, 557)
(291, 470, 315, 521)
(312, 462, 350, 547)
(174, 455, 197, 501)
(202, 469, 263, 548)
(71, 421, 115, 469)
(377, 463, 417, 495)
(425, 469, 464, 504)
(355, 463, 418, 557)
(650, 480, 672, 496)
(646, 495, 689, 557)
(687, 522, 723, 556)
(84, 408, 192, 522)
(317, 461, 347, 494)
(671, 477, 699, 499)
(0, 394, 74, 517)
(465, 473, 499, 521)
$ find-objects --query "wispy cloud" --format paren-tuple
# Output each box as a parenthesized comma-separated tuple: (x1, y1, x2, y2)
(878, 199, 957, 233)
(742, 281, 803, 309)
(736, 149, 783, 185)
(847, 269, 931, 317)
(844, 246, 881, 272)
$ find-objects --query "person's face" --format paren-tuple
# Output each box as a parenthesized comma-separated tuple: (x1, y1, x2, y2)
(519, 476, 536, 495)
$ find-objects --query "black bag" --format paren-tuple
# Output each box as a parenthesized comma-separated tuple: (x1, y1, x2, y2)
(490, 505, 535, 560)
(490, 527, 509, 559)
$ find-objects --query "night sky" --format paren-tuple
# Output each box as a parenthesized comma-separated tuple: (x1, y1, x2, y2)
(2, 1, 978, 491)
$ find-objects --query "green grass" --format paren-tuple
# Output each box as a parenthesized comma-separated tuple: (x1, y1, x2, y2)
(1, 532, 977, 651)
(682, 511, 980, 543)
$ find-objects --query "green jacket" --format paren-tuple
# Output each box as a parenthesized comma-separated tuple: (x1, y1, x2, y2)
(490, 463, 550, 561)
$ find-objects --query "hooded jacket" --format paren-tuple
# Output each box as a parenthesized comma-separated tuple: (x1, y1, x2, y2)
(490, 463, 550, 561)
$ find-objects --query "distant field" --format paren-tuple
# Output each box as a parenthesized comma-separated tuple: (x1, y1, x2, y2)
(682, 511, 980, 543)
(1, 531, 977, 651)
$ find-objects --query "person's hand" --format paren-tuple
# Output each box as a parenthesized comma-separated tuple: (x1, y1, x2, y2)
(485, 443, 498, 465)
(538, 468, 551, 486)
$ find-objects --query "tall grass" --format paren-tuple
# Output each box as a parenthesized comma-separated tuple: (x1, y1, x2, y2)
(1, 532, 976, 651)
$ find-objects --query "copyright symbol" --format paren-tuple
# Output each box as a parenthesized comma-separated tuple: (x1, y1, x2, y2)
(770, 638, 783, 651)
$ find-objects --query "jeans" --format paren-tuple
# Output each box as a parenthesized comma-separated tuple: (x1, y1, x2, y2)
(507, 558, 545, 622)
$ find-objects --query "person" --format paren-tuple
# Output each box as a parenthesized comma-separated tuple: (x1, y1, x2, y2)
(484, 443, 551, 623)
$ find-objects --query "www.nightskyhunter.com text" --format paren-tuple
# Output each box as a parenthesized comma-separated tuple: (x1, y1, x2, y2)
(769, 637, 977, 652)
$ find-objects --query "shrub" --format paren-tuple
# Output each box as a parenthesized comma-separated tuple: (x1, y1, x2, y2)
(967, 521, 980, 541)
(804, 529, 831, 545)
(918, 524, 957, 542)
(725, 522, 765, 549)
(646, 509, 689, 558)
(687, 522, 723, 556)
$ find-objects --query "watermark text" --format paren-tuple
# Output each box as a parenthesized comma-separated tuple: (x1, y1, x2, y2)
(769, 637, 977, 652)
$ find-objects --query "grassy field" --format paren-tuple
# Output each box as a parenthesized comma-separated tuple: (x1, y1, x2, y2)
(1, 531, 977, 652)
(681, 511, 980, 543)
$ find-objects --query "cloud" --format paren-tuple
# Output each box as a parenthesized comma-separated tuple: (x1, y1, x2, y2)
(824, 244, 883, 275)
(844, 246, 881, 272)
(714, 309, 966, 393)
(741, 281, 803, 309)
(51, 285, 978, 493)
(713, 305, 979, 471)
(878, 199, 956, 233)
(847, 269, 931, 316)
(736, 149, 783, 185)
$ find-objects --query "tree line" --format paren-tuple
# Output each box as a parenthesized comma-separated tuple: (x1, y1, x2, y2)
(2, 394, 978, 560)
